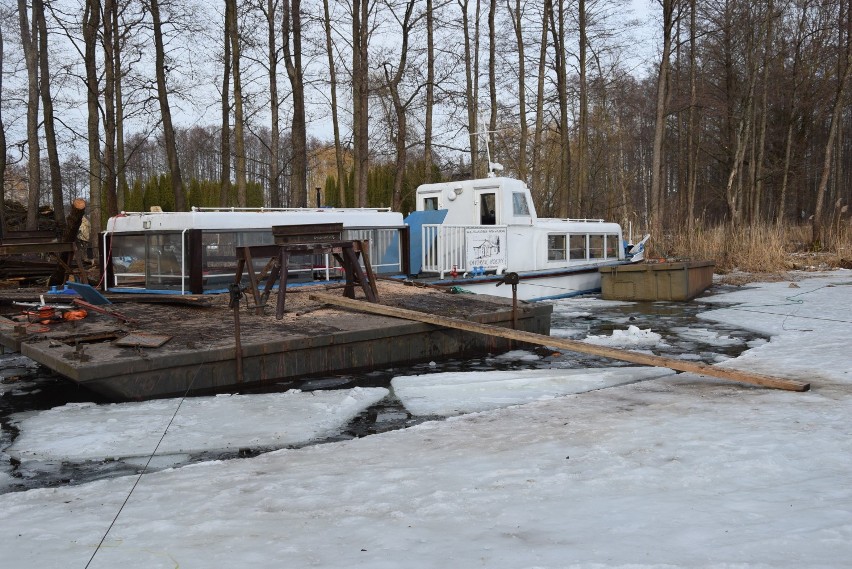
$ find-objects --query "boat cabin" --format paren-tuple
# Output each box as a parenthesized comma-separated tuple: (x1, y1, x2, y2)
(102, 207, 406, 294)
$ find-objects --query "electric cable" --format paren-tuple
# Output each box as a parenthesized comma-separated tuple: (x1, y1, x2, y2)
(84, 364, 204, 569)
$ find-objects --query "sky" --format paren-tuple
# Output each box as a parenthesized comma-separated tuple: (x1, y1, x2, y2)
(1, 268, 851, 567)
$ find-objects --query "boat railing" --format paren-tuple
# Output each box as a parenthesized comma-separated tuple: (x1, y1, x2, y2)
(189, 206, 394, 213)
(422, 224, 508, 278)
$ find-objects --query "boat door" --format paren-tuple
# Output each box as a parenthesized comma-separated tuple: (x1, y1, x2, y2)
(474, 188, 498, 225)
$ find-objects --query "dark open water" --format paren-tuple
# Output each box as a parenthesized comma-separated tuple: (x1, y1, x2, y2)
(1, 291, 757, 495)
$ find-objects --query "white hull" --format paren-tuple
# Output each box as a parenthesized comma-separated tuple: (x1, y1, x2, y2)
(421, 261, 626, 301)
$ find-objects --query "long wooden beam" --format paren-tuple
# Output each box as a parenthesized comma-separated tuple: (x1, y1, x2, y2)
(309, 293, 810, 392)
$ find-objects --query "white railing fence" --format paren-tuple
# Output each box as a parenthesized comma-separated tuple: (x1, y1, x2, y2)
(422, 224, 508, 277)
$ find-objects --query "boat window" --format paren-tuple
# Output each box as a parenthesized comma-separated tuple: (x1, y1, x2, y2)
(479, 193, 497, 225)
(423, 196, 439, 211)
(512, 192, 530, 216)
(589, 235, 604, 259)
(569, 235, 587, 259)
(605, 234, 620, 258)
(547, 235, 566, 261)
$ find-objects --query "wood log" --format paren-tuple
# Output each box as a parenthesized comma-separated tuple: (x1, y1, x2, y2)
(309, 293, 811, 393)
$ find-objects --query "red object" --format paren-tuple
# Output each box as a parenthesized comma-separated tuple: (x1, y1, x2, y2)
(451, 265, 458, 278)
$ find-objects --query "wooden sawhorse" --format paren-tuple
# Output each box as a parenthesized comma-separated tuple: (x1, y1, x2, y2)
(234, 239, 378, 319)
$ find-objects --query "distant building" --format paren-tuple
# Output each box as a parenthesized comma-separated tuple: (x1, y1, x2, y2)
(3, 170, 28, 205)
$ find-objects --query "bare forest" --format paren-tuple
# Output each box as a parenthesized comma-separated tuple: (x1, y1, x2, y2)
(1, 0, 851, 267)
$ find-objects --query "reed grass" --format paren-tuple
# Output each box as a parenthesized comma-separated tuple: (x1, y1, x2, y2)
(655, 217, 851, 274)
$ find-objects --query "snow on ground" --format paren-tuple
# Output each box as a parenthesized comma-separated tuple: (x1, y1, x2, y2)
(393, 367, 675, 416)
(6, 388, 388, 464)
(699, 273, 852, 381)
(1, 270, 851, 568)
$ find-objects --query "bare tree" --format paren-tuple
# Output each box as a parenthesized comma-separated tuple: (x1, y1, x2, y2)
(149, 0, 186, 210)
(322, 0, 348, 205)
(507, 0, 528, 182)
(220, 0, 232, 207)
(262, 0, 281, 208)
(352, 0, 370, 206)
(83, 0, 102, 237)
(283, 0, 307, 207)
(487, 0, 496, 150)
(424, 0, 435, 182)
(0, 23, 7, 235)
(34, 0, 64, 227)
(380, 0, 420, 210)
(226, 0, 247, 207)
(649, 0, 678, 236)
(18, 0, 40, 230)
(813, 0, 852, 246)
(459, 0, 481, 177)
(577, 0, 588, 211)
(549, 0, 570, 217)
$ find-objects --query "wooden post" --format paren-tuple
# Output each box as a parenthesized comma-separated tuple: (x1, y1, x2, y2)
(309, 293, 811, 393)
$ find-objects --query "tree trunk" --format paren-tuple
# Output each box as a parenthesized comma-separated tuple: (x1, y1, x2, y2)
(150, 0, 185, 210)
(102, 0, 118, 219)
(577, 0, 588, 211)
(424, 0, 435, 182)
(549, 0, 570, 218)
(532, 0, 550, 198)
(508, 0, 528, 182)
(322, 0, 347, 206)
(649, 0, 675, 239)
(113, 3, 128, 211)
(18, 0, 40, 230)
(283, 0, 307, 207)
(488, 0, 497, 153)
(83, 0, 102, 240)
(777, 2, 809, 225)
(266, 0, 281, 208)
(220, 0, 232, 207)
(382, 0, 415, 211)
(0, 24, 6, 236)
(460, 0, 480, 177)
(352, 0, 370, 206)
(226, 0, 247, 207)
(35, 0, 65, 229)
(752, 0, 774, 224)
(686, 0, 698, 236)
(813, 14, 852, 247)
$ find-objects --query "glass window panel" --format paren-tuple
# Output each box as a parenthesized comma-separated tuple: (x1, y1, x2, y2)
(589, 235, 604, 259)
(547, 234, 566, 261)
(569, 234, 587, 259)
(512, 192, 530, 216)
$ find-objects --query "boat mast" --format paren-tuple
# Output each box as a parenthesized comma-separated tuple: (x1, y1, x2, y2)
(470, 117, 503, 178)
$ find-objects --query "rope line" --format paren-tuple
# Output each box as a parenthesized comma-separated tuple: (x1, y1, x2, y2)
(84, 364, 204, 569)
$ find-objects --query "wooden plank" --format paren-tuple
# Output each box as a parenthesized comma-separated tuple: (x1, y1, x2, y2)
(0, 242, 75, 255)
(309, 293, 811, 393)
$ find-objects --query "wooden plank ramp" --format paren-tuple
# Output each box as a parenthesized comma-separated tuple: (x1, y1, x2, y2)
(309, 293, 810, 392)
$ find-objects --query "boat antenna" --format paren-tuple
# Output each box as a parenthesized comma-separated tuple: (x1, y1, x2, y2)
(470, 116, 503, 178)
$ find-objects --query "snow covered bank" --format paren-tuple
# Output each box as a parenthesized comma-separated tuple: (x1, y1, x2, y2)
(0, 270, 850, 568)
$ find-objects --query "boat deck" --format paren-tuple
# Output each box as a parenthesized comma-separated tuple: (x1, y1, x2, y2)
(0, 280, 552, 400)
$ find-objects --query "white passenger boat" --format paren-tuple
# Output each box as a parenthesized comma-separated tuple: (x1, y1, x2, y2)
(404, 175, 648, 301)
(101, 177, 645, 302)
